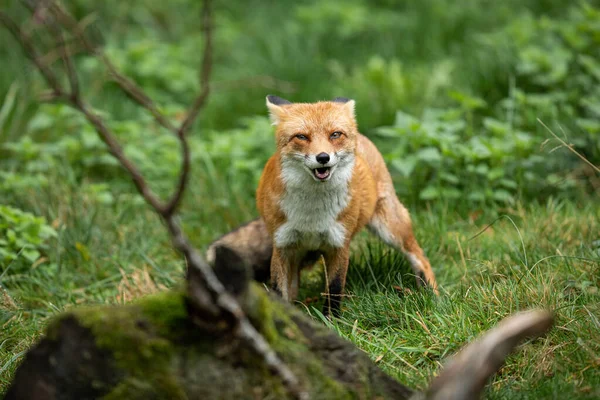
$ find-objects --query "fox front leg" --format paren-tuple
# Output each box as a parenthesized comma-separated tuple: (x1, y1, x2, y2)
(322, 248, 350, 318)
(270, 247, 303, 301)
(270, 247, 289, 300)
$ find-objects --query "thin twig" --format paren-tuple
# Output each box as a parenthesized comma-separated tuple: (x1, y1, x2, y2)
(163, 0, 213, 216)
(0, 11, 63, 98)
(45, 17, 80, 100)
(2, 2, 306, 398)
(48, 1, 177, 133)
(38, 38, 85, 68)
(538, 118, 600, 174)
(166, 218, 307, 399)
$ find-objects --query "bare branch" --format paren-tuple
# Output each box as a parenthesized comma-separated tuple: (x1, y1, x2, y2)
(169, 219, 307, 399)
(47, 1, 177, 133)
(425, 310, 554, 400)
(74, 99, 169, 212)
(163, 0, 213, 216)
(38, 38, 85, 69)
(45, 0, 208, 216)
(0, 11, 64, 97)
(2, 1, 306, 398)
(38, 90, 70, 103)
(38, 6, 80, 101)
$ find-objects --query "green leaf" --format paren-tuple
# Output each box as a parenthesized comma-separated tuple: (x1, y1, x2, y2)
(483, 118, 510, 135)
(391, 156, 417, 177)
(474, 164, 489, 175)
(467, 191, 485, 202)
(441, 188, 461, 199)
(579, 54, 600, 82)
(22, 249, 40, 263)
(416, 147, 442, 163)
(487, 168, 505, 181)
(499, 179, 518, 189)
(440, 172, 460, 184)
(393, 111, 419, 130)
(7, 229, 16, 244)
(449, 90, 487, 110)
(469, 138, 492, 159)
(492, 190, 515, 203)
(419, 186, 440, 200)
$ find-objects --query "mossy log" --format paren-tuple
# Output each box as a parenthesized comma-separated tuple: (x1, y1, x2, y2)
(5, 285, 414, 400)
(4, 244, 553, 400)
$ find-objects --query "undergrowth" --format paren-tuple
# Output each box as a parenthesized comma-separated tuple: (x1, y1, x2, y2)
(1, 0, 599, 398)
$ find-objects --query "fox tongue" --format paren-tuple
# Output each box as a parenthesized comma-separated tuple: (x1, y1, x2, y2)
(315, 168, 330, 179)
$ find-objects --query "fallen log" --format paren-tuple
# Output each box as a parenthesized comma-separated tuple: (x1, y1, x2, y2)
(5, 245, 553, 400)
(5, 287, 413, 399)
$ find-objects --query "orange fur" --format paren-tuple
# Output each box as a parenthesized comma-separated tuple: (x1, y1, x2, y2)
(257, 97, 437, 316)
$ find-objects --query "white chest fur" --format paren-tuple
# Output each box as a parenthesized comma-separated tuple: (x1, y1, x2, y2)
(274, 157, 355, 250)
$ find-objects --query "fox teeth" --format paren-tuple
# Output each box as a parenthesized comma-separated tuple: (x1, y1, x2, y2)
(313, 167, 330, 180)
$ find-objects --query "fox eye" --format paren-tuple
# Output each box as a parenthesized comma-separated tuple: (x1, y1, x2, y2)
(330, 131, 343, 139)
(294, 134, 309, 141)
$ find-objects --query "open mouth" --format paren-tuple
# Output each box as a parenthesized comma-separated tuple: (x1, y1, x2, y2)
(313, 167, 331, 180)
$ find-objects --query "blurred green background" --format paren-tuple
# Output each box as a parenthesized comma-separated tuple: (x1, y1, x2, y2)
(1, 0, 599, 216)
(0, 0, 599, 397)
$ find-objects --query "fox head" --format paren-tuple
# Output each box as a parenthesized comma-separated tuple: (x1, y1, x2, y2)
(266, 95, 358, 185)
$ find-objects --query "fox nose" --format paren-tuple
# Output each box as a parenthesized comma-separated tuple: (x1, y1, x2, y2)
(316, 153, 330, 165)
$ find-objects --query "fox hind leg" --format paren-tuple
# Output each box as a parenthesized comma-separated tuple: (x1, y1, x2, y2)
(367, 194, 438, 294)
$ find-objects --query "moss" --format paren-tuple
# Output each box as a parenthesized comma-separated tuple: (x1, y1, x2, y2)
(37, 286, 406, 399)
(246, 284, 280, 343)
(63, 291, 188, 399)
(302, 357, 353, 399)
(138, 289, 189, 326)
(246, 284, 305, 346)
(103, 375, 187, 400)
(244, 285, 355, 399)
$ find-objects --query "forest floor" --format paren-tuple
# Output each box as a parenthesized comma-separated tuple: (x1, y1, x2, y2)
(1, 193, 598, 398)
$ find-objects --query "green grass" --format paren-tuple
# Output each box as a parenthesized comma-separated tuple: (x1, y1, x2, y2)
(1, 171, 598, 397)
(323, 201, 600, 399)
(1, 0, 599, 397)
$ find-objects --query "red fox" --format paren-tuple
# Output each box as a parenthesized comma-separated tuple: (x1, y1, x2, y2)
(253, 95, 438, 316)
(207, 96, 438, 316)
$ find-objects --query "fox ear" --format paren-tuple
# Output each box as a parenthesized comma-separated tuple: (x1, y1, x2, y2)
(332, 97, 351, 103)
(332, 97, 355, 117)
(266, 95, 291, 125)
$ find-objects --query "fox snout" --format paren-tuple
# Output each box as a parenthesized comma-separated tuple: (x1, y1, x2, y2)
(306, 152, 336, 168)
(302, 151, 334, 178)
(303, 152, 337, 181)
(316, 152, 330, 164)
(300, 151, 356, 182)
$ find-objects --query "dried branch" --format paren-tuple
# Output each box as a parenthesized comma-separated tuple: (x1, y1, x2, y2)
(1, 1, 306, 398)
(38, 38, 85, 70)
(426, 310, 554, 400)
(45, 1, 178, 133)
(163, 0, 213, 217)
(40, 8, 80, 101)
(0, 11, 63, 98)
(45, 0, 208, 215)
